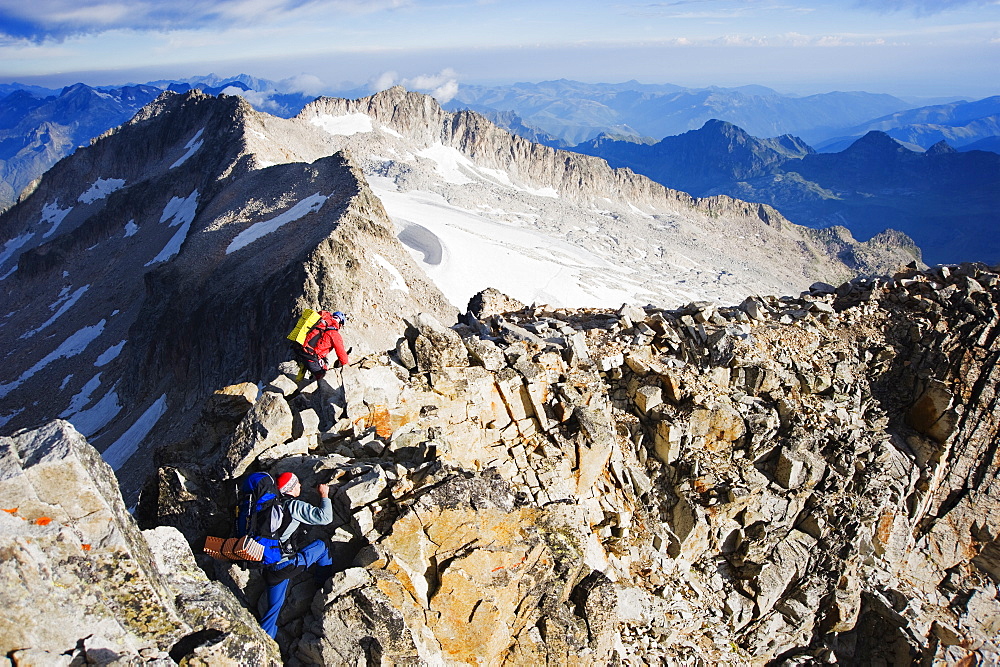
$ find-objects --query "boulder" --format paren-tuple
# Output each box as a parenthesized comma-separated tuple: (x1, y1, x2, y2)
(467, 288, 526, 319)
(464, 336, 505, 371)
(413, 313, 470, 370)
(906, 378, 958, 444)
(0, 421, 279, 665)
(223, 391, 294, 477)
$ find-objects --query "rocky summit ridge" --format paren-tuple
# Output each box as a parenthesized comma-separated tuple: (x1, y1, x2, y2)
(3, 260, 1000, 665)
(0, 87, 916, 503)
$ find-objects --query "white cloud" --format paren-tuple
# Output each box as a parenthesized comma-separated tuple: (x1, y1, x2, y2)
(0, 0, 414, 41)
(371, 70, 399, 91)
(278, 73, 326, 96)
(220, 85, 286, 113)
(370, 68, 459, 103)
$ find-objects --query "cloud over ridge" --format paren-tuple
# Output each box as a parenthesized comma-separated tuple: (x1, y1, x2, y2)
(0, 0, 410, 41)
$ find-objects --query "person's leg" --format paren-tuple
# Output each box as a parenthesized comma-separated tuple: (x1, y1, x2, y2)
(297, 539, 334, 581)
(260, 577, 290, 639)
(306, 359, 327, 381)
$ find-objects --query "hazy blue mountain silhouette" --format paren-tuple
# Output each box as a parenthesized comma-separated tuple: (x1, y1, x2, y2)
(575, 121, 1000, 265)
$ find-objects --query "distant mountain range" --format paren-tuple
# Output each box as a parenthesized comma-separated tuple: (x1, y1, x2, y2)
(0, 83, 162, 211)
(1, 75, 997, 264)
(447, 80, 920, 146)
(574, 120, 1000, 265)
(447, 80, 1000, 156)
(815, 96, 1000, 152)
(0, 75, 317, 211)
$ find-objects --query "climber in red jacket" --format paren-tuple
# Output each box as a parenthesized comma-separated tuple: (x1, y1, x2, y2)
(297, 310, 349, 381)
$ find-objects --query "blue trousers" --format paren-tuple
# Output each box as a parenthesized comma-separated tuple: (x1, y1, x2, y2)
(260, 539, 333, 639)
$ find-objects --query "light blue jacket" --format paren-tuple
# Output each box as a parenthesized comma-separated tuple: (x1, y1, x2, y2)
(274, 496, 333, 565)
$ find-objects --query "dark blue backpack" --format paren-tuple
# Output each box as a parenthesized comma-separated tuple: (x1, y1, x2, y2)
(236, 472, 295, 565)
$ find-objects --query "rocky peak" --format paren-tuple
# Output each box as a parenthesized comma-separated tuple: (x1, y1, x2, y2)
(842, 130, 912, 158)
(925, 139, 957, 155)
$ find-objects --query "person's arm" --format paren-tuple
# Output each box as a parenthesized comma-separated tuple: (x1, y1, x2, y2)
(330, 330, 349, 366)
(286, 485, 333, 525)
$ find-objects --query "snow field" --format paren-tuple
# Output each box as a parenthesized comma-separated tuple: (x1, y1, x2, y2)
(226, 192, 328, 254)
(310, 113, 374, 136)
(370, 179, 641, 309)
(101, 393, 167, 470)
(414, 143, 559, 198)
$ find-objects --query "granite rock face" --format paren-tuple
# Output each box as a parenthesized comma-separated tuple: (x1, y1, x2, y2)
(0, 420, 280, 666)
(132, 262, 1000, 665)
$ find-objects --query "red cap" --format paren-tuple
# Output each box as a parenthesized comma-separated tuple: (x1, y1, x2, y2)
(276, 472, 299, 493)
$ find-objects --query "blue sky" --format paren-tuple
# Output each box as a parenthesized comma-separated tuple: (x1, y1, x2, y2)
(0, 0, 997, 98)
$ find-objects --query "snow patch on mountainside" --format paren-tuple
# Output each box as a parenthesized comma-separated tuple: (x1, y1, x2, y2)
(413, 143, 559, 198)
(41, 201, 72, 238)
(20, 284, 90, 339)
(67, 388, 121, 437)
(0, 408, 25, 428)
(61, 372, 103, 416)
(524, 185, 559, 198)
(101, 393, 168, 470)
(373, 253, 409, 292)
(95, 340, 126, 366)
(170, 128, 204, 169)
(226, 193, 328, 254)
(0, 232, 34, 270)
(78, 178, 126, 204)
(416, 144, 474, 185)
(310, 113, 373, 136)
(0, 319, 106, 400)
(146, 190, 199, 266)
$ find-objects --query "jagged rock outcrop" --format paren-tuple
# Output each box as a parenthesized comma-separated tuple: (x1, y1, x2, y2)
(0, 420, 280, 665)
(128, 262, 1000, 665)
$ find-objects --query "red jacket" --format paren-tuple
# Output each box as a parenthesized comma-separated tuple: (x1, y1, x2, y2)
(313, 323, 348, 367)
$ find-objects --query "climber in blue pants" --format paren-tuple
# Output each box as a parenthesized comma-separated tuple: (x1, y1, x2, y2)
(260, 472, 335, 639)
